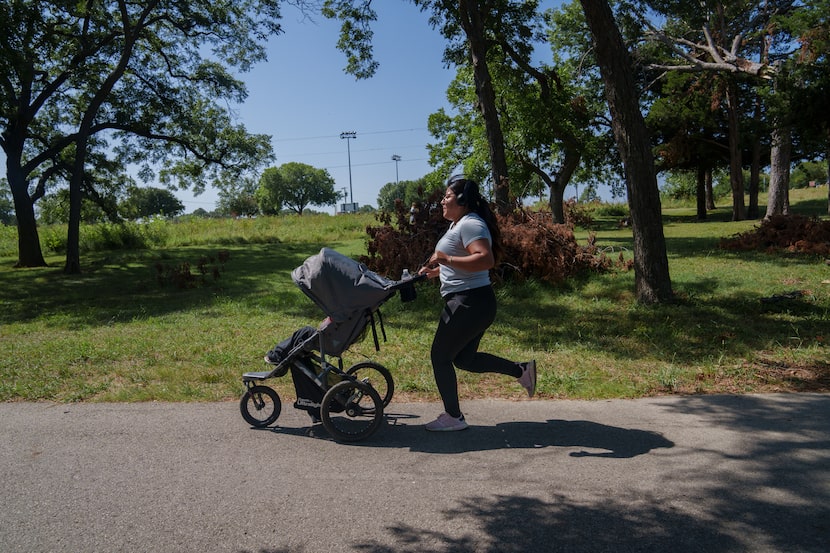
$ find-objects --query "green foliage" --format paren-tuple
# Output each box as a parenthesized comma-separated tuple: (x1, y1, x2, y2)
(33, 220, 170, 256)
(0, 185, 14, 225)
(591, 202, 629, 218)
(256, 162, 338, 216)
(119, 187, 184, 220)
(791, 161, 829, 189)
(661, 170, 697, 201)
(322, 0, 379, 79)
(218, 176, 259, 218)
(38, 190, 109, 225)
(376, 178, 434, 212)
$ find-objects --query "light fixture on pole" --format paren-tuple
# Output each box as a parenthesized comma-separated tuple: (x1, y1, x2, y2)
(340, 131, 357, 212)
(391, 154, 401, 184)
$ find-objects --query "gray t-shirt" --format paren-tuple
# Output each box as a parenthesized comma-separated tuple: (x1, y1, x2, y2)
(435, 213, 492, 296)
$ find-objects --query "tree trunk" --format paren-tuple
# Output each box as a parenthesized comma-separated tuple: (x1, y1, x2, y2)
(765, 122, 792, 219)
(696, 164, 707, 220)
(458, 0, 510, 214)
(826, 131, 829, 216)
(64, 136, 85, 274)
(705, 168, 716, 210)
(748, 149, 760, 220)
(580, 0, 672, 304)
(5, 145, 47, 268)
(548, 147, 581, 224)
(725, 80, 746, 221)
(747, 91, 763, 219)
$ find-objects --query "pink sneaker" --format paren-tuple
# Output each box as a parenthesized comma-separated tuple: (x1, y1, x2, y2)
(425, 412, 468, 432)
(518, 360, 536, 397)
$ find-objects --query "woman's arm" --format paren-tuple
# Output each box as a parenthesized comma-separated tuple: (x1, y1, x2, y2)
(425, 238, 494, 274)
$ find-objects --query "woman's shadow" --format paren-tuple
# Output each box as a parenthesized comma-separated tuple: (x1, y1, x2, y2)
(362, 415, 675, 457)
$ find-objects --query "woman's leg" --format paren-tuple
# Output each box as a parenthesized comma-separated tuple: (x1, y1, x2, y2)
(430, 287, 522, 417)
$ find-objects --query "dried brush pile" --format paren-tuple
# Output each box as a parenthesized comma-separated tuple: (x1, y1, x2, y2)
(361, 189, 611, 284)
(720, 214, 830, 256)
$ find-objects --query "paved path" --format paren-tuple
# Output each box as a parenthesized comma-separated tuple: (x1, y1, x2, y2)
(1, 394, 828, 552)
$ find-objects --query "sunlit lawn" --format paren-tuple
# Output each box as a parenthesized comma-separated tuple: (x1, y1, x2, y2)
(1, 189, 827, 403)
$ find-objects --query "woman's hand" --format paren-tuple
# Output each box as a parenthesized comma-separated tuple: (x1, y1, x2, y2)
(418, 260, 441, 280)
(418, 265, 441, 278)
(418, 251, 447, 279)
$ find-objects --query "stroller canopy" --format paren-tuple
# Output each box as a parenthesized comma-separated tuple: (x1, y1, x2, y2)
(292, 248, 397, 323)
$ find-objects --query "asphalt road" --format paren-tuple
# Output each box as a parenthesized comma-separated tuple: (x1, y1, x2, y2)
(1, 393, 828, 553)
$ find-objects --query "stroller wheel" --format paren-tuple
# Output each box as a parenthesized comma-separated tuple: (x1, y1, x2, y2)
(346, 361, 394, 407)
(240, 385, 282, 427)
(320, 380, 383, 442)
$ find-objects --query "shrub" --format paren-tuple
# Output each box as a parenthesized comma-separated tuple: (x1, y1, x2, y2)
(73, 220, 170, 254)
(593, 202, 630, 218)
(154, 250, 230, 289)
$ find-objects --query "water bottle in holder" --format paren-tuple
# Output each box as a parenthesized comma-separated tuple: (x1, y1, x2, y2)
(399, 268, 416, 302)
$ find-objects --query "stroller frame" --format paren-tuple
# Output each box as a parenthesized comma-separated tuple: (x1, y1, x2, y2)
(239, 248, 422, 442)
(240, 314, 394, 442)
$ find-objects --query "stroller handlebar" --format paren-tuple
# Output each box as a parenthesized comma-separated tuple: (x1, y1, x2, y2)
(388, 272, 425, 303)
(387, 272, 427, 289)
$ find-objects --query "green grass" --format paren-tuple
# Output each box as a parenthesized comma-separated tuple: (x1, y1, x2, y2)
(1, 191, 828, 404)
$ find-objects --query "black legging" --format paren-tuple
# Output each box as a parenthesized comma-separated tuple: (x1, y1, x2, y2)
(430, 285, 523, 418)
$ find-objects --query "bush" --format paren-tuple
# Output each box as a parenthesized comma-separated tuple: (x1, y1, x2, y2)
(592, 202, 630, 218)
(154, 250, 230, 289)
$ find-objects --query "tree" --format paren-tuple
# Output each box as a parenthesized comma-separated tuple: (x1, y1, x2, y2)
(376, 178, 431, 212)
(646, 69, 730, 220)
(641, 1, 823, 221)
(119, 187, 184, 220)
(791, 161, 829, 188)
(579, 0, 673, 303)
(780, 0, 830, 214)
(219, 176, 260, 217)
(38, 189, 107, 225)
(324, 0, 544, 214)
(644, 1, 761, 220)
(257, 162, 338, 216)
(1, 0, 281, 271)
(0, 184, 15, 225)
(419, 1, 618, 223)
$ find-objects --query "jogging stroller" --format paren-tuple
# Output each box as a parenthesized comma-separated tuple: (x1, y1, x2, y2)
(240, 247, 423, 442)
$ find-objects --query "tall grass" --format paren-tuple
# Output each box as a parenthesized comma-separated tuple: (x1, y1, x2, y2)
(0, 190, 827, 403)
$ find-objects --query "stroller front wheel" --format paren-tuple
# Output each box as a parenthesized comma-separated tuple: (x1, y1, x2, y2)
(320, 380, 383, 442)
(346, 361, 394, 407)
(240, 385, 282, 427)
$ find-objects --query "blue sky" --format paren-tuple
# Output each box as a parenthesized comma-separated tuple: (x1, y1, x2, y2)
(181, 2, 458, 213)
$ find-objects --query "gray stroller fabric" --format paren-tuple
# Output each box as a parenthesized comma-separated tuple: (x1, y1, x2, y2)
(291, 247, 397, 323)
(266, 325, 317, 364)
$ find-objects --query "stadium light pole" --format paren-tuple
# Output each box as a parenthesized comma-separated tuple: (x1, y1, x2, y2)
(391, 154, 401, 184)
(340, 131, 357, 211)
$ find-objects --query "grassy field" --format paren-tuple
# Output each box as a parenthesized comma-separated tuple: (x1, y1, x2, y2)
(1, 188, 828, 404)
